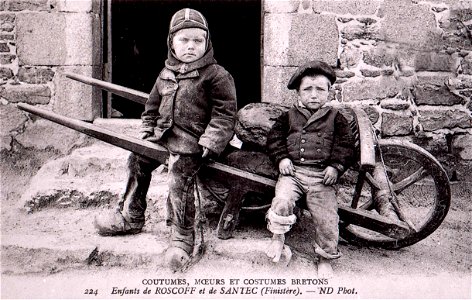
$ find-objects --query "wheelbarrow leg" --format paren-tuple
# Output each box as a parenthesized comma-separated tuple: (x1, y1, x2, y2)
(217, 182, 245, 240)
(371, 162, 399, 221)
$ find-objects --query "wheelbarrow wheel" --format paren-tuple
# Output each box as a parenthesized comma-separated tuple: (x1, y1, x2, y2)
(339, 139, 451, 249)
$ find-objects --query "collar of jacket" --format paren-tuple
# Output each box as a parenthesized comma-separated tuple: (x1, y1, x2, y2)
(293, 103, 332, 127)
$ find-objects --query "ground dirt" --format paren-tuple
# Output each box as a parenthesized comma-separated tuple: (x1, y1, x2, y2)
(1, 145, 471, 299)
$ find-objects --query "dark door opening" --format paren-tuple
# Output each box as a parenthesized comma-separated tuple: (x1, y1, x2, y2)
(110, 0, 261, 118)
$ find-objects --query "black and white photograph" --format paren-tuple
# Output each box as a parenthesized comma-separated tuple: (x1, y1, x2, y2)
(1, 0, 471, 298)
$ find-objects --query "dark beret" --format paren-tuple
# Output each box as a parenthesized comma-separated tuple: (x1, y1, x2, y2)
(287, 60, 336, 90)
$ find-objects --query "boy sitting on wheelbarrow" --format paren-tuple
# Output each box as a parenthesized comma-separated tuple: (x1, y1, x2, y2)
(265, 60, 355, 278)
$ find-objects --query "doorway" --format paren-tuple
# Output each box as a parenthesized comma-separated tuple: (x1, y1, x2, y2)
(108, 0, 261, 118)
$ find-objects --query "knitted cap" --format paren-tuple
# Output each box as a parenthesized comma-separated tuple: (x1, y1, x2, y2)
(287, 60, 336, 90)
(169, 8, 209, 34)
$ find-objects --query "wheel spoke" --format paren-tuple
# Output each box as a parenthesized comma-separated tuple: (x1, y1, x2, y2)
(393, 167, 429, 193)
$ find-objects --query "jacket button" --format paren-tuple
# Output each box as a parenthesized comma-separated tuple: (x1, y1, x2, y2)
(301, 139, 306, 143)
(317, 149, 321, 152)
(300, 148, 305, 152)
(302, 130, 306, 133)
(318, 132, 322, 136)
(300, 158, 305, 162)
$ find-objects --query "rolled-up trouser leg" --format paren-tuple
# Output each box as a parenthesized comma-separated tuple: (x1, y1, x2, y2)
(303, 169, 340, 259)
(166, 153, 202, 253)
(267, 175, 302, 234)
(118, 153, 159, 224)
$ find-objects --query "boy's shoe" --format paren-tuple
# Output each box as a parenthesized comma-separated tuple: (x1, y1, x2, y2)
(94, 210, 144, 236)
(164, 246, 191, 271)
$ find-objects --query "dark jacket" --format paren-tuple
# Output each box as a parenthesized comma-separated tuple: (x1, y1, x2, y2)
(141, 40, 237, 155)
(267, 104, 355, 173)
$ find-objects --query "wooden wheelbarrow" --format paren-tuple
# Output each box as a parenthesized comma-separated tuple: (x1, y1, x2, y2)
(16, 72, 451, 250)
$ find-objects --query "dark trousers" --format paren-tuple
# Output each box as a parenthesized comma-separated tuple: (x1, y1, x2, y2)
(118, 152, 202, 253)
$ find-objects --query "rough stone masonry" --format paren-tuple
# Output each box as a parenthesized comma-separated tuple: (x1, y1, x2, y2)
(1, 0, 471, 184)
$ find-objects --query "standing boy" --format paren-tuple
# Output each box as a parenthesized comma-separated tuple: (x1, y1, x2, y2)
(265, 60, 354, 278)
(94, 8, 237, 271)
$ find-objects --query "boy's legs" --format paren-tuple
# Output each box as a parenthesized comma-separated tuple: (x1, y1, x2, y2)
(95, 153, 159, 235)
(302, 167, 340, 277)
(165, 153, 202, 270)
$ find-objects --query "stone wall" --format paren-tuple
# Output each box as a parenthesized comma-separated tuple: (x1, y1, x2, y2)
(0, 0, 101, 155)
(263, 0, 472, 180)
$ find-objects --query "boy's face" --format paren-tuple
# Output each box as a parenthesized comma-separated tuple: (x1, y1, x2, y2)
(297, 75, 331, 111)
(172, 28, 207, 63)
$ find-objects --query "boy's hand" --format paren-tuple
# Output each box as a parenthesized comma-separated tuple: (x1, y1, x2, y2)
(279, 158, 295, 176)
(202, 147, 211, 158)
(138, 132, 152, 140)
(323, 166, 338, 185)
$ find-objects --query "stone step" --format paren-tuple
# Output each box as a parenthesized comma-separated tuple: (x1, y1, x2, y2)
(1, 207, 314, 276)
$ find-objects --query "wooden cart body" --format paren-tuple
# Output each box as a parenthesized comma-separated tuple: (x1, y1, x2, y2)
(16, 73, 451, 249)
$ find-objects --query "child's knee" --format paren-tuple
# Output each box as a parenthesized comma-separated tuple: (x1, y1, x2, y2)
(270, 197, 294, 216)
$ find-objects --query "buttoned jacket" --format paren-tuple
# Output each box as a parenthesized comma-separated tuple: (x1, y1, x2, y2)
(267, 104, 355, 173)
(141, 64, 237, 155)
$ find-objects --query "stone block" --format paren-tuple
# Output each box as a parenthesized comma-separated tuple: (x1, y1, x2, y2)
(461, 55, 472, 75)
(0, 66, 12, 79)
(415, 52, 455, 72)
(439, 6, 472, 51)
(336, 70, 356, 78)
(6, 0, 49, 11)
(313, 0, 381, 15)
(0, 13, 15, 32)
(449, 75, 472, 90)
(55, 0, 93, 12)
(0, 42, 9, 52)
(16, 12, 95, 66)
(413, 85, 464, 106)
(15, 118, 89, 154)
(264, 0, 299, 13)
(52, 66, 101, 120)
(452, 134, 472, 160)
(418, 109, 472, 131)
(416, 73, 453, 86)
(18, 67, 55, 84)
(235, 102, 288, 148)
(361, 69, 381, 77)
(264, 13, 338, 66)
(380, 99, 410, 111)
(0, 102, 28, 135)
(1, 84, 51, 104)
(262, 66, 297, 106)
(0, 34, 14, 40)
(0, 53, 15, 64)
(339, 44, 363, 68)
(381, 112, 413, 136)
(341, 22, 381, 41)
(380, 0, 441, 50)
(363, 105, 380, 124)
(342, 77, 409, 102)
(363, 43, 417, 69)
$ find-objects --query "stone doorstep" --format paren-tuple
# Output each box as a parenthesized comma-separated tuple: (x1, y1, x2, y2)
(1, 230, 295, 275)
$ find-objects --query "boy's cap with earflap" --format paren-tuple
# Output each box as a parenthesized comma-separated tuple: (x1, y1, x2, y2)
(169, 8, 209, 34)
(287, 60, 336, 90)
